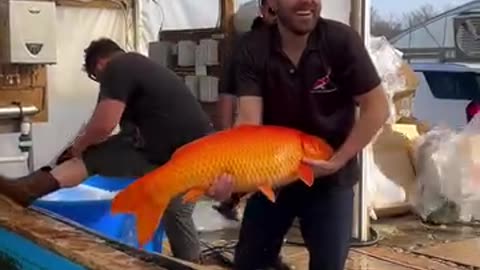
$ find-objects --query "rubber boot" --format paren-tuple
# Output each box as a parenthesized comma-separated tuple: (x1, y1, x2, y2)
(0, 166, 60, 207)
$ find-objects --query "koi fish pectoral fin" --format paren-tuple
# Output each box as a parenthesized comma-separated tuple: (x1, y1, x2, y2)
(298, 163, 314, 187)
(182, 188, 206, 203)
(258, 184, 276, 203)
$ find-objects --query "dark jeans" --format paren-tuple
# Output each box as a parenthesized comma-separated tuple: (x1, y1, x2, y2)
(234, 181, 354, 270)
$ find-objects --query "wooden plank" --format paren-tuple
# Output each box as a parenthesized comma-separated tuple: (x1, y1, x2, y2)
(0, 197, 167, 270)
(56, 0, 132, 9)
(220, 0, 235, 34)
(347, 251, 415, 270)
(353, 246, 466, 270)
(349, 0, 362, 31)
(414, 238, 480, 268)
(0, 65, 48, 122)
(281, 246, 418, 270)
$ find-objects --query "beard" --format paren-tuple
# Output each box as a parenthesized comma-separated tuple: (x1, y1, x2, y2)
(275, 2, 320, 36)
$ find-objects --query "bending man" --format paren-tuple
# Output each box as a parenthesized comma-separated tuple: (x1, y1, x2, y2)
(0, 38, 214, 263)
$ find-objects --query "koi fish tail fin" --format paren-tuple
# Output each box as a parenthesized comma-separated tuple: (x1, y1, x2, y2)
(110, 176, 171, 247)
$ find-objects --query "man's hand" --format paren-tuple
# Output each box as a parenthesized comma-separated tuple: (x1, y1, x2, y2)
(302, 157, 345, 178)
(71, 99, 124, 155)
(207, 173, 235, 202)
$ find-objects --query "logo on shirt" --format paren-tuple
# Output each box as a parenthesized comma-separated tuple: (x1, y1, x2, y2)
(310, 70, 337, 94)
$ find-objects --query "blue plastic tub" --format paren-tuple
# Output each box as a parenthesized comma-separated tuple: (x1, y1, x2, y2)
(33, 175, 165, 253)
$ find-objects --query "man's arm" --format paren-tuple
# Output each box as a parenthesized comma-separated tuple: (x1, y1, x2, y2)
(217, 44, 238, 129)
(216, 95, 236, 129)
(235, 96, 262, 125)
(72, 57, 134, 155)
(71, 99, 125, 154)
(323, 26, 389, 168)
(331, 86, 389, 165)
(232, 36, 264, 126)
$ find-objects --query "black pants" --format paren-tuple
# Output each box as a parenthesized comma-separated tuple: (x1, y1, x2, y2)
(234, 181, 354, 270)
(81, 134, 155, 178)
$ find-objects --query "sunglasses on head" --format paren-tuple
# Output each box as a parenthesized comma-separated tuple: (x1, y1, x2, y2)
(88, 72, 98, 82)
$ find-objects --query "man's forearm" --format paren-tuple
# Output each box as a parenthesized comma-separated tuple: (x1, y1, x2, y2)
(72, 125, 112, 152)
(71, 99, 125, 153)
(332, 97, 389, 165)
(234, 96, 263, 126)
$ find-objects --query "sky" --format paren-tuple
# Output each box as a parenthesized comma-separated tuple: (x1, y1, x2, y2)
(372, 0, 472, 17)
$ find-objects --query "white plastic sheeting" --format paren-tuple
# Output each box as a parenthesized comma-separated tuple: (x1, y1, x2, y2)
(136, 0, 221, 55)
(137, 0, 351, 53)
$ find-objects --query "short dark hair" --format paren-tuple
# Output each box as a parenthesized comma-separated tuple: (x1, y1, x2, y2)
(83, 38, 124, 77)
(251, 16, 266, 30)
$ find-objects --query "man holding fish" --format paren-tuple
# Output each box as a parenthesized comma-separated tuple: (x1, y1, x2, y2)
(208, 0, 390, 269)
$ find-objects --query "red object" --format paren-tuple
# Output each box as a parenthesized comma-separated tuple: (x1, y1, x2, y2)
(466, 101, 480, 122)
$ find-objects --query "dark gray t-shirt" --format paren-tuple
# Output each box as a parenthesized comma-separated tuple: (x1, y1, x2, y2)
(98, 52, 213, 164)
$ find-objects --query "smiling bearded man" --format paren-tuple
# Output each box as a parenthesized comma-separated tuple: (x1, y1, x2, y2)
(204, 0, 390, 269)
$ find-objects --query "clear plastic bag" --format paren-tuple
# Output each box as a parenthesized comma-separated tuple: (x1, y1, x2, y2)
(410, 126, 455, 222)
(411, 115, 480, 223)
(368, 36, 408, 124)
(368, 36, 406, 94)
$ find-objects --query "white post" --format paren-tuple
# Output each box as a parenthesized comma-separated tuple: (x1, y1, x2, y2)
(352, 0, 372, 243)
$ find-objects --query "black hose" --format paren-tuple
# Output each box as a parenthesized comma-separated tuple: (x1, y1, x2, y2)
(283, 226, 380, 248)
(200, 240, 236, 267)
(200, 226, 380, 267)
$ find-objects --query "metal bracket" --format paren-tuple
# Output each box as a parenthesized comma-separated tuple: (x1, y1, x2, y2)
(0, 104, 38, 172)
(0, 153, 28, 164)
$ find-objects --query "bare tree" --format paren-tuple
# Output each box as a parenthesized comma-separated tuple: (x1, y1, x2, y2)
(371, 4, 441, 39)
(402, 4, 439, 28)
(370, 6, 403, 39)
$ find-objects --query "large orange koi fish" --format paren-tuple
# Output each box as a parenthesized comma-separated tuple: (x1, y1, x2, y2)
(111, 125, 334, 246)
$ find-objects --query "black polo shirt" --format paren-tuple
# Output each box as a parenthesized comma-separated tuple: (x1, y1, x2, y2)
(232, 18, 381, 187)
(98, 52, 213, 165)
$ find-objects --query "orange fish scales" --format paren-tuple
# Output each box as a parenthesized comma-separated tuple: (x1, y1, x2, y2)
(169, 125, 305, 191)
(110, 124, 334, 247)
